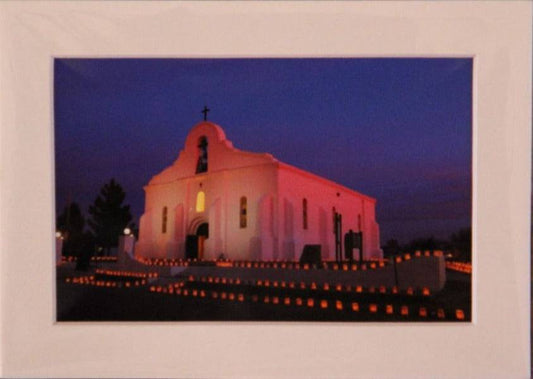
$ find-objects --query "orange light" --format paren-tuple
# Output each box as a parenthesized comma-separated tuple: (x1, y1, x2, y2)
(356, 285, 363, 293)
(284, 297, 291, 306)
(335, 284, 342, 292)
(307, 298, 314, 307)
(392, 286, 399, 294)
(422, 287, 430, 296)
(336, 300, 343, 311)
(351, 264, 357, 271)
(323, 283, 330, 291)
(386, 305, 393, 314)
(192, 289, 198, 297)
(456, 309, 465, 320)
(369, 304, 377, 313)
(342, 264, 348, 271)
(300, 282, 306, 289)
(379, 286, 386, 294)
(272, 296, 279, 304)
(395, 257, 402, 263)
(401, 306, 409, 316)
(264, 296, 270, 304)
(183, 289, 189, 296)
(320, 300, 328, 309)
(437, 308, 445, 319)
(237, 293, 244, 301)
(296, 298, 303, 306)
(351, 302, 359, 312)
(220, 292, 227, 299)
(257, 280, 263, 286)
(273, 281, 279, 288)
(406, 287, 414, 296)
(200, 290, 206, 298)
(228, 293, 235, 301)
(370, 263, 376, 269)
(264, 280, 270, 287)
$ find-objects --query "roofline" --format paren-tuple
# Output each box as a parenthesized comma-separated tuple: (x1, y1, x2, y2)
(276, 161, 377, 203)
(145, 159, 376, 203)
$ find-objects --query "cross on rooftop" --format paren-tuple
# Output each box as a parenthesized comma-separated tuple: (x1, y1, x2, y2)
(201, 106, 210, 121)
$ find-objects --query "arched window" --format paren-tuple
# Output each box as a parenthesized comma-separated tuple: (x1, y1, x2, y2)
(162, 206, 168, 233)
(196, 191, 205, 212)
(302, 198, 308, 230)
(195, 136, 208, 174)
(240, 196, 247, 228)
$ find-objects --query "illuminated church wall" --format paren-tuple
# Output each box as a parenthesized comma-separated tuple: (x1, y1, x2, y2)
(276, 165, 382, 261)
(136, 121, 382, 261)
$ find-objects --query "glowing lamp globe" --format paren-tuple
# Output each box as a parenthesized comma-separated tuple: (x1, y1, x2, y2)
(55, 231, 62, 238)
(124, 227, 131, 235)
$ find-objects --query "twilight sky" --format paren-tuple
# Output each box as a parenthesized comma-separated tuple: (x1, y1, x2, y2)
(54, 58, 472, 245)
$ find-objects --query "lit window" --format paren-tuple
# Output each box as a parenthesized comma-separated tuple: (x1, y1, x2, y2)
(240, 197, 247, 228)
(162, 207, 168, 233)
(302, 198, 308, 230)
(196, 191, 205, 212)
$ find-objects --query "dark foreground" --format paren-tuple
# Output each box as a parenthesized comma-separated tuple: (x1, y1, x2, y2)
(57, 268, 471, 322)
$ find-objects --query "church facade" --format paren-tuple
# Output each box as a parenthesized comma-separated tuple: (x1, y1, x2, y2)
(136, 121, 382, 261)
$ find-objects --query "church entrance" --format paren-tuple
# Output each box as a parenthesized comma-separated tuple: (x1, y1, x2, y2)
(185, 222, 209, 260)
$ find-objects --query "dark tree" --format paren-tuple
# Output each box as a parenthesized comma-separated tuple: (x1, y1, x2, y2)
(88, 179, 132, 255)
(56, 202, 86, 257)
(403, 236, 449, 254)
(382, 239, 401, 258)
(450, 227, 471, 262)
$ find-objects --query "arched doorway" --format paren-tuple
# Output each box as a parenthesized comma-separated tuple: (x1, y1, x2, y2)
(185, 222, 209, 260)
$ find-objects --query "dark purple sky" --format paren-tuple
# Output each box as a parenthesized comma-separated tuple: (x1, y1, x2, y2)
(54, 58, 472, 245)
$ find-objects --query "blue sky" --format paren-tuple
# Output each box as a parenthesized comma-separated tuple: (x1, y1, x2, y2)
(54, 58, 472, 244)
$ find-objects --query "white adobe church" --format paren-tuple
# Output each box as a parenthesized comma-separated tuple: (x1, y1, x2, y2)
(136, 120, 382, 261)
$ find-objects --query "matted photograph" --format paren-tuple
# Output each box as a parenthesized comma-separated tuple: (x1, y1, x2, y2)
(55, 58, 472, 322)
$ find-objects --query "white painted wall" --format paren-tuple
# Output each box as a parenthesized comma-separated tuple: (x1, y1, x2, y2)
(137, 122, 382, 260)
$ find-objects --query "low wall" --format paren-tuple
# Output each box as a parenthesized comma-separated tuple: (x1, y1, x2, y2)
(169, 256, 446, 291)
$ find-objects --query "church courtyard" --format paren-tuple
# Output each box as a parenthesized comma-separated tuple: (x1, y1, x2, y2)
(56, 256, 471, 322)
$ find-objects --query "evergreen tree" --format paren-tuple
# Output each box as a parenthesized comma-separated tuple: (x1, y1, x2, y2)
(450, 227, 471, 262)
(56, 202, 86, 257)
(88, 179, 132, 255)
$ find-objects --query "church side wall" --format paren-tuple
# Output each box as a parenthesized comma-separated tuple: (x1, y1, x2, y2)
(277, 167, 382, 261)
